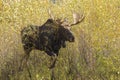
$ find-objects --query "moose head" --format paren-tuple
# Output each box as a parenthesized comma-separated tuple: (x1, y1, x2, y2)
(48, 9, 85, 47)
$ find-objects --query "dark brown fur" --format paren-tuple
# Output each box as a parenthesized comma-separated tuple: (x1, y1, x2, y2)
(20, 19, 75, 69)
(21, 19, 74, 56)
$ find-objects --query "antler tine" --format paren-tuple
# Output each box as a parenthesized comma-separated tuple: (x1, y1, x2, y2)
(70, 11, 85, 26)
(48, 9, 55, 20)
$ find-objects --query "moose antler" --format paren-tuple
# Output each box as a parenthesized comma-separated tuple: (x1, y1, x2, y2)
(48, 9, 85, 29)
(48, 9, 55, 20)
(48, 9, 63, 23)
(60, 11, 85, 29)
(70, 11, 85, 26)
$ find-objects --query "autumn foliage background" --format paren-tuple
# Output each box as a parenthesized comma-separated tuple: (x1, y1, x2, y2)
(0, 0, 120, 80)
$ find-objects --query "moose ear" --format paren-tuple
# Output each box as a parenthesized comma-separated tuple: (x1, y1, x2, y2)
(47, 19, 54, 23)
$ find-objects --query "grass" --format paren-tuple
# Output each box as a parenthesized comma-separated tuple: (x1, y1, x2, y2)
(0, 0, 120, 80)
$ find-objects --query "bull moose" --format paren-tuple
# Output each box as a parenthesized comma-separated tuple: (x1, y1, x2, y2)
(20, 10, 85, 70)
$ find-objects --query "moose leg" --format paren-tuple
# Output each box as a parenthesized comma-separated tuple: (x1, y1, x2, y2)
(19, 48, 31, 71)
(45, 51, 57, 69)
(19, 49, 32, 80)
(49, 53, 57, 69)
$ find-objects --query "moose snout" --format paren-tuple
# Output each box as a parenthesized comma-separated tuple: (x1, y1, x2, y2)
(69, 36, 75, 42)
